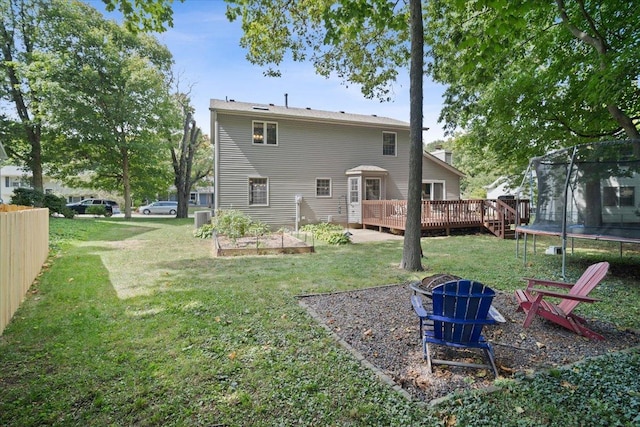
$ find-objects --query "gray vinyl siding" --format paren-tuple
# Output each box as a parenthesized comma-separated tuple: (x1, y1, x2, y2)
(422, 157, 462, 200)
(215, 111, 460, 227)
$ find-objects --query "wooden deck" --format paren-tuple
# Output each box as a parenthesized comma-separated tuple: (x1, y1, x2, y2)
(362, 199, 531, 239)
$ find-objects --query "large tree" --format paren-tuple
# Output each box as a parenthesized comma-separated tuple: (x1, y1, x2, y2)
(425, 0, 640, 169)
(0, 0, 55, 192)
(171, 93, 212, 218)
(401, 0, 424, 270)
(39, 1, 178, 218)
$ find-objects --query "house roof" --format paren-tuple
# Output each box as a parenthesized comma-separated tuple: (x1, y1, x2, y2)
(210, 99, 409, 130)
(423, 151, 466, 178)
(346, 165, 389, 176)
(0, 165, 30, 176)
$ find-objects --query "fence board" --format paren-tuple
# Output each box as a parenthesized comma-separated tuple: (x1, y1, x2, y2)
(0, 207, 49, 335)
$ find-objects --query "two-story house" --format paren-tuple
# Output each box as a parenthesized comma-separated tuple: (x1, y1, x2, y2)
(210, 99, 464, 228)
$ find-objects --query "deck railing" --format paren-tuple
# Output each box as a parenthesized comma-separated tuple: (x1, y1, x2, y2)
(362, 199, 530, 237)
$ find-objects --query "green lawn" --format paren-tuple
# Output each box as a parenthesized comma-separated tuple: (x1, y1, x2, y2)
(1, 218, 639, 426)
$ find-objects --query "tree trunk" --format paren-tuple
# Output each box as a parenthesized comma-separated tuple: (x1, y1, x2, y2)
(28, 128, 44, 194)
(173, 112, 202, 218)
(121, 146, 132, 219)
(583, 178, 602, 228)
(400, 0, 424, 271)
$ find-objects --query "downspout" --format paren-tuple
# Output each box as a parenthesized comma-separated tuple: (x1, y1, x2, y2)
(294, 194, 303, 232)
(561, 146, 578, 279)
(212, 109, 220, 211)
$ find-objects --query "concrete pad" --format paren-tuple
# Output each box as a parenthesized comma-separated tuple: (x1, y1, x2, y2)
(345, 228, 404, 243)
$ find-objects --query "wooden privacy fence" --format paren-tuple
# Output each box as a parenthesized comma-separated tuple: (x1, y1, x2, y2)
(0, 206, 49, 335)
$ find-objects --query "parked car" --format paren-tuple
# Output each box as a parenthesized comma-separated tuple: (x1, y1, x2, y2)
(138, 201, 178, 215)
(66, 199, 121, 216)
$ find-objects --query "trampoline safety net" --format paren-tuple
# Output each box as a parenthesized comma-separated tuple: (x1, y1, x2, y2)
(518, 139, 640, 242)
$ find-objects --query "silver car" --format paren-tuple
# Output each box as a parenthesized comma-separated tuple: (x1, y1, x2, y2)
(138, 201, 178, 215)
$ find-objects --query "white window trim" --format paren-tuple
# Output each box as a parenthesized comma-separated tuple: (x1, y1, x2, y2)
(421, 180, 446, 200)
(315, 177, 332, 198)
(248, 176, 269, 206)
(252, 120, 279, 146)
(382, 131, 397, 156)
(364, 177, 382, 200)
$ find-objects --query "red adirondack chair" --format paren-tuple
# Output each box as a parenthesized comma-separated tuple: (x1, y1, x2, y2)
(515, 262, 610, 340)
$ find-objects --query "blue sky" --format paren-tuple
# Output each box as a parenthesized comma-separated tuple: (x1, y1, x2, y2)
(91, 0, 447, 141)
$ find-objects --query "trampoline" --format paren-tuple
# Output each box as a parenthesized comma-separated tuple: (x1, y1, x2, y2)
(516, 139, 640, 276)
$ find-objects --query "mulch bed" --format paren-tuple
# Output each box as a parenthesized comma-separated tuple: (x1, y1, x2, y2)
(298, 275, 640, 403)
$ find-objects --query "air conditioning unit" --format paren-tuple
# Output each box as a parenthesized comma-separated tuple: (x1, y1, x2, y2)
(545, 246, 563, 255)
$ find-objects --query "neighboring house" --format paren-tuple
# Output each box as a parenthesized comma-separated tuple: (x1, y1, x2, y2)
(190, 184, 214, 207)
(165, 181, 215, 207)
(210, 99, 464, 228)
(484, 176, 517, 199)
(0, 165, 104, 204)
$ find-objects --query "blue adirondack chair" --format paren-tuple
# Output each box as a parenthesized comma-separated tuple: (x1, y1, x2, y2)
(411, 279, 499, 377)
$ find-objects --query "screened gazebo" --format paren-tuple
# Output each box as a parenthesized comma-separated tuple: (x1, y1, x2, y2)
(516, 140, 640, 275)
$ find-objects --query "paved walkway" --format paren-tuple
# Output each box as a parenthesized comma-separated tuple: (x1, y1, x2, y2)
(345, 228, 404, 243)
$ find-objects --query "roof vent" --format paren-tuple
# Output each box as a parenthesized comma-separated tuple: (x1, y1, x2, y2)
(252, 106, 269, 111)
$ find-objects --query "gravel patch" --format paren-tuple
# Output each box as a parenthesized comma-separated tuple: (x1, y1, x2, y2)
(298, 277, 640, 403)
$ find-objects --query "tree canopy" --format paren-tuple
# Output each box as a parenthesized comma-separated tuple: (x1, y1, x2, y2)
(1, 0, 57, 192)
(102, 0, 182, 32)
(1, 0, 181, 215)
(425, 0, 640, 170)
(38, 1, 179, 217)
(225, 0, 410, 101)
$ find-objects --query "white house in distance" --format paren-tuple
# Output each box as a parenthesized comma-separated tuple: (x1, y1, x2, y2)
(210, 99, 464, 228)
(484, 176, 517, 199)
(0, 165, 103, 204)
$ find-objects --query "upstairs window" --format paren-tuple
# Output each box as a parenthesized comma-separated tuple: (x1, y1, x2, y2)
(382, 132, 396, 156)
(316, 178, 332, 198)
(253, 121, 278, 145)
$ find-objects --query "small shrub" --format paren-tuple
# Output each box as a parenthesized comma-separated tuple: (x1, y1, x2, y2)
(248, 220, 270, 237)
(11, 187, 44, 207)
(194, 223, 214, 239)
(209, 210, 271, 241)
(61, 208, 76, 218)
(212, 209, 253, 240)
(11, 187, 73, 217)
(86, 205, 107, 216)
(300, 222, 351, 245)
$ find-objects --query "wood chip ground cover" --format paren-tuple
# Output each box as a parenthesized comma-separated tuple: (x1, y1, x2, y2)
(299, 280, 640, 403)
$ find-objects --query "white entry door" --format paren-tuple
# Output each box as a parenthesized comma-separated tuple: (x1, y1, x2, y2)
(348, 176, 361, 224)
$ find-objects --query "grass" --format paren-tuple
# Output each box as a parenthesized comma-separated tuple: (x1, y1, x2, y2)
(1, 217, 639, 426)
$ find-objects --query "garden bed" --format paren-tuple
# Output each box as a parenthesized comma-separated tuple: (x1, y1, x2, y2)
(213, 233, 314, 257)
